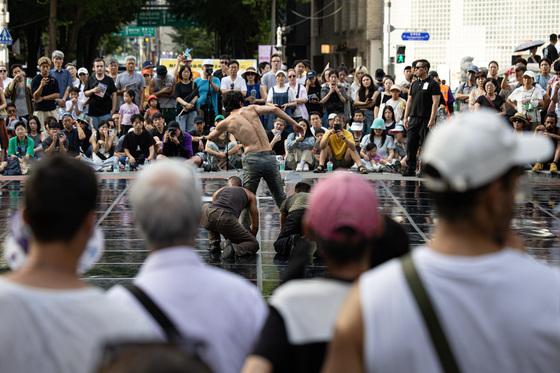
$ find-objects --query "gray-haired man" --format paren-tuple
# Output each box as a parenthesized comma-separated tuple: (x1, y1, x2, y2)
(115, 55, 145, 108)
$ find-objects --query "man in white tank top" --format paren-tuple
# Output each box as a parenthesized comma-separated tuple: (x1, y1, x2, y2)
(324, 110, 560, 373)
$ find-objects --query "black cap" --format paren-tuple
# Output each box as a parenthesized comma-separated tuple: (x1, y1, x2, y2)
(167, 121, 180, 130)
(194, 116, 205, 124)
(156, 65, 167, 76)
(428, 70, 439, 78)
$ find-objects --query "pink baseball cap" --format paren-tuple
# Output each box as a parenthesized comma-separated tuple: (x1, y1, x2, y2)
(304, 172, 381, 241)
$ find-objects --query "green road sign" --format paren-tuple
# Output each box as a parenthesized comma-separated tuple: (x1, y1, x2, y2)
(137, 10, 193, 27)
(116, 26, 156, 37)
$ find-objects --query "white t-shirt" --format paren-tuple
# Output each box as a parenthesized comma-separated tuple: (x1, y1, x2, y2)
(288, 83, 309, 119)
(508, 85, 545, 122)
(220, 75, 247, 94)
(383, 98, 407, 122)
(0, 278, 155, 373)
(360, 246, 560, 373)
(360, 135, 395, 158)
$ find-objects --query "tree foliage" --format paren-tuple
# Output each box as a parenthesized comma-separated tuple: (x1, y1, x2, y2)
(8, 0, 146, 72)
(171, 26, 216, 58)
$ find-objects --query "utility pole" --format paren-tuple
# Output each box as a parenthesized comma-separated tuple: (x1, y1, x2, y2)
(383, 0, 393, 76)
(48, 0, 57, 56)
(0, 0, 9, 64)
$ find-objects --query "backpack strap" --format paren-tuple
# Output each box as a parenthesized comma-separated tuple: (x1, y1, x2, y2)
(400, 254, 462, 373)
(127, 284, 182, 342)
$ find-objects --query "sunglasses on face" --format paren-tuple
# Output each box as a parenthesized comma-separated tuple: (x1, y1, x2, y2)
(288, 75, 296, 78)
(0, 70, 6, 73)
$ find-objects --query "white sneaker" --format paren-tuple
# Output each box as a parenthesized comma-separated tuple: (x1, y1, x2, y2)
(303, 163, 309, 171)
(296, 161, 304, 172)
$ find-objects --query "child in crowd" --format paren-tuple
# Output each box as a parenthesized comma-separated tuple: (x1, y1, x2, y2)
(118, 89, 140, 134)
(361, 142, 384, 172)
(352, 109, 368, 133)
(312, 127, 325, 166)
(64, 87, 84, 119)
(383, 84, 406, 122)
(144, 95, 160, 120)
(390, 124, 408, 171)
(349, 121, 364, 153)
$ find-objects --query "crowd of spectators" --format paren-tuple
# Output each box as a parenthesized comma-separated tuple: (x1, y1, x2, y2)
(2, 35, 559, 176)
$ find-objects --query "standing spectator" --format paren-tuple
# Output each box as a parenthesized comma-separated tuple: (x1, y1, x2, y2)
(527, 47, 541, 64)
(31, 57, 60, 128)
(350, 65, 368, 101)
(161, 121, 193, 159)
(220, 60, 247, 96)
(149, 65, 175, 124)
(543, 34, 559, 62)
(305, 70, 322, 116)
(320, 69, 348, 117)
(323, 111, 559, 373)
(468, 72, 487, 111)
(535, 58, 552, 90)
(85, 58, 117, 129)
(455, 65, 478, 111)
(429, 71, 455, 116)
(285, 118, 315, 171)
(66, 64, 80, 88)
(243, 172, 381, 373)
(507, 71, 545, 126)
(201, 175, 260, 258)
(313, 113, 365, 173)
(50, 50, 73, 107)
(0, 62, 12, 88)
(122, 114, 156, 168)
(107, 59, 120, 81)
(384, 85, 407, 122)
(294, 60, 307, 85)
(108, 160, 267, 373)
(195, 59, 221, 127)
(5, 64, 32, 120)
(118, 89, 140, 134)
(399, 65, 413, 96)
(474, 79, 506, 114)
(487, 61, 502, 93)
(285, 68, 308, 121)
(141, 65, 153, 110)
(374, 76, 395, 118)
(258, 61, 271, 76)
(261, 53, 282, 90)
(402, 59, 440, 177)
(115, 56, 144, 108)
(243, 67, 267, 106)
(213, 55, 230, 81)
(266, 70, 289, 129)
(174, 65, 199, 133)
(354, 74, 378, 132)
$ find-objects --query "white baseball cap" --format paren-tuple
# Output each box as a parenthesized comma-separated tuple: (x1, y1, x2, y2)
(523, 70, 535, 79)
(421, 110, 553, 192)
(77, 67, 88, 75)
(275, 70, 287, 78)
(350, 122, 364, 131)
(202, 59, 213, 66)
(328, 113, 337, 120)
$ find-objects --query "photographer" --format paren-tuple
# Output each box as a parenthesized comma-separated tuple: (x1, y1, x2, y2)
(162, 121, 193, 159)
(194, 59, 221, 127)
(42, 121, 68, 155)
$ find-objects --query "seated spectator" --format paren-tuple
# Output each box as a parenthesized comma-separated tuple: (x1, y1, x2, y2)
(161, 121, 193, 160)
(349, 121, 364, 152)
(27, 115, 43, 156)
(311, 127, 325, 165)
(42, 120, 68, 155)
(7, 121, 34, 174)
(360, 118, 395, 166)
(205, 131, 242, 171)
(108, 160, 267, 373)
(61, 113, 85, 157)
(149, 113, 166, 153)
(119, 89, 141, 134)
(242, 172, 381, 373)
(474, 78, 506, 114)
(309, 111, 326, 135)
(532, 112, 560, 173)
(351, 109, 367, 134)
(90, 120, 117, 170)
(189, 116, 209, 168)
(285, 119, 315, 171)
(0, 155, 153, 373)
(380, 104, 397, 133)
(313, 113, 365, 173)
(65, 87, 85, 119)
(324, 111, 560, 373)
(326, 112, 336, 129)
(267, 118, 288, 157)
(201, 176, 260, 259)
(389, 124, 408, 170)
(360, 143, 384, 172)
(510, 112, 531, 133)
(273, 181, 311, 257)
(122, 114, 156, 169)
(76, 118, 93, 157)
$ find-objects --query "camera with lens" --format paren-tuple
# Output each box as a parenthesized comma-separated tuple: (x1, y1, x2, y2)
(333, 123, 342, 132)
(205, 66, 213, 75)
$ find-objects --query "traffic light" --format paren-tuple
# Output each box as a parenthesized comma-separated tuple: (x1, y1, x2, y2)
(396, 45, 406, 64)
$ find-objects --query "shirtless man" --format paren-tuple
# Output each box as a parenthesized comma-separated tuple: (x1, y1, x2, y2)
(207, 91, 302, 208)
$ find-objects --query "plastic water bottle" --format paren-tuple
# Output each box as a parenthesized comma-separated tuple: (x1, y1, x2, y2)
(113, 157, 119, 173)
(326, 161, 334, 172)
(124, 160, 130, 172)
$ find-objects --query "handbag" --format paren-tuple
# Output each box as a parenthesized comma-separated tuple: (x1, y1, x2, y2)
(4, 158, 22, 176)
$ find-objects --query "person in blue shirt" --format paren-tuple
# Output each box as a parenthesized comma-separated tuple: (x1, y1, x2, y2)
(49, 50, 73, 108)
(195, 59, 221, 128)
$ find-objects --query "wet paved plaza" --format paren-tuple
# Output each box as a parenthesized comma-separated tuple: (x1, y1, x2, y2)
(1, 172, 559, 297)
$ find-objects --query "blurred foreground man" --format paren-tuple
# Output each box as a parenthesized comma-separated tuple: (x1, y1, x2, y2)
(0, 155, 152, 373)
(324, 111, 560, 373)
(108, 160, 267, 373)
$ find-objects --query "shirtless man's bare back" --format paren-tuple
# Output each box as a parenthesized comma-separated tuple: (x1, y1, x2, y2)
(207, 91, 302, 208)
